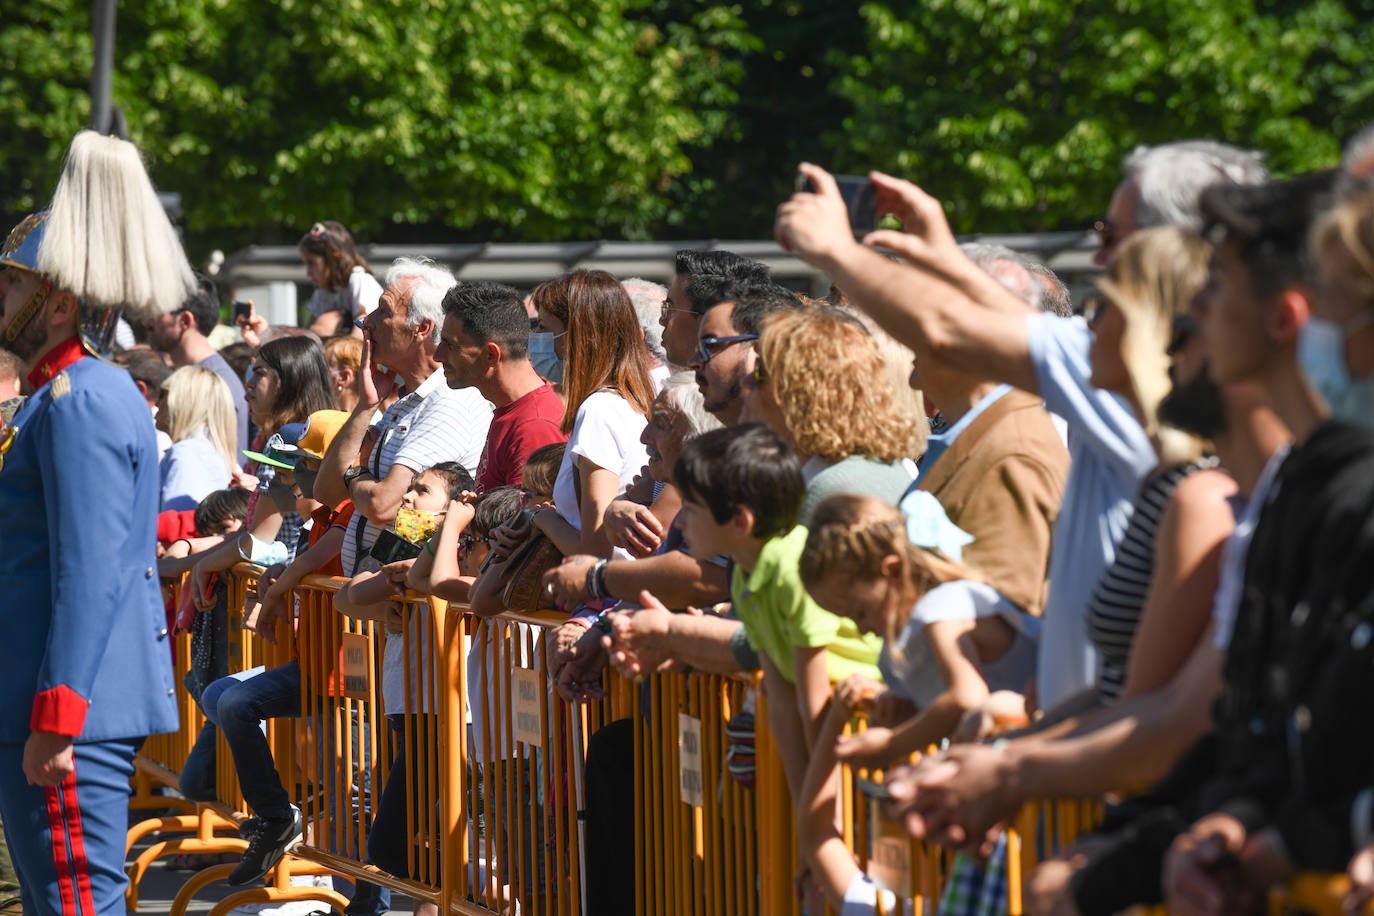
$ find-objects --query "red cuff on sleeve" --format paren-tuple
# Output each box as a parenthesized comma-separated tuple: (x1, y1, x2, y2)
(31, 685, 89, 737)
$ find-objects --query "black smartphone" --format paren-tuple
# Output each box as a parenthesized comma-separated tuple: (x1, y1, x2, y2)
(232, 301, 252, 321)
(370, 529, 424, 565)
(796, 173, 878, 235)
(853, 776, 892, 801)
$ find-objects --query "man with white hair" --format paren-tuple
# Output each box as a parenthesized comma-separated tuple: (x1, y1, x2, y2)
(316, 259, 493, 577)
(1095, 140, 1268, 265)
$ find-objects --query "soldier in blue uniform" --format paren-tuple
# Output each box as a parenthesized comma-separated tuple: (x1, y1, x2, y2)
(0, 130, 196, 916)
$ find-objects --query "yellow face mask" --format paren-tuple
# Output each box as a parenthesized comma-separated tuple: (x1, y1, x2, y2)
(393, 506, 442, 544)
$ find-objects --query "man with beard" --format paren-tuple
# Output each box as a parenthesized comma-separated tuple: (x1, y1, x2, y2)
(144, 274, 248, 454)
(690, 288, 801, 426)
(0, 132, 190, 916)
(879, 315, 1293, 904)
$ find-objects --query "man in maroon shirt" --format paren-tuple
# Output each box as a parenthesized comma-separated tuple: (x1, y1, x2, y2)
(437, 281, 567, 491)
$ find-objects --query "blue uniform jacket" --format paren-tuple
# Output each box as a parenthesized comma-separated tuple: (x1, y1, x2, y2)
(0, 353, 179, 744)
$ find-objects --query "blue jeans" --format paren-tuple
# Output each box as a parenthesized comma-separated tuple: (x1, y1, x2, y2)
(180, 666, 266, 803)
(202, 663, 299, 820)
(201, 663, 389, 916)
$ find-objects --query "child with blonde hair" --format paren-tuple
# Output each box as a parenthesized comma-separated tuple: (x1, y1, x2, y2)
(799, 492, 1038, 770)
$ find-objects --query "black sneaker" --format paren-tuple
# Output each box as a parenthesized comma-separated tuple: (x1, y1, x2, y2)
(227, 806, 302, 886)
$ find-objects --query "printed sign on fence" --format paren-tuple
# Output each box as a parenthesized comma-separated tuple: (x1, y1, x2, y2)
(868, 814, 913, 898)
(339, 632, 371, 701)
(514, 668, 544, 747)
(679, 713, 704, 807)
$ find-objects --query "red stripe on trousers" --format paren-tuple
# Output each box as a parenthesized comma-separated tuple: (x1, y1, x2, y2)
(44, 773, 96, 916)
(44, 783, 77, 916)
(61, 774, 97, 916)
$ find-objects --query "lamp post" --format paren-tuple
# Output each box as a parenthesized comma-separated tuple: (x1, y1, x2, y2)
(90, 0, 125, 137)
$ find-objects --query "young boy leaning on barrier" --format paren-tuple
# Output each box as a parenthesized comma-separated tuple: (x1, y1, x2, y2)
(332, 461, 473, 911)
(407, 485, 535, 909)
(670, 423, 882, 801)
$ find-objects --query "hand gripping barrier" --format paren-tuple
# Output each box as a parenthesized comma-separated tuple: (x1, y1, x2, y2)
(147, 565, 1311, 916)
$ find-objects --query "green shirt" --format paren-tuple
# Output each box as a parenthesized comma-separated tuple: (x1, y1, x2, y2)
(731, 525, 882, 683)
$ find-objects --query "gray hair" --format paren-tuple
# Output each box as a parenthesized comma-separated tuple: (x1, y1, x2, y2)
(658, 371, 722, 443)
(1124, 140, 1268, 231)
(1025, 261, 1073, 318)
(622, 277, 668, 363)
(385, 257, 455, 345)
(1341, 124, 1374, 182)
(1335, 125, 1374, 200)
(960, 243, 1036, 305)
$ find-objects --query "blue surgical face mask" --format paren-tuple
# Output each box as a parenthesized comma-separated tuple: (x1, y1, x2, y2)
(528, 331, 564, 383)
(1297, 316, 1352, 413)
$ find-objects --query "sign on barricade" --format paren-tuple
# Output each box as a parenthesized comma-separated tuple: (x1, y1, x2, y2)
(338, 631, 371, 700)
(678, 713, 704, 808)
(513, 666, 544, 747)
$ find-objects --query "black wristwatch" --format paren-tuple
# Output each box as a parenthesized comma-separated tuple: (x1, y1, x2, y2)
(343, 466, 371, 491)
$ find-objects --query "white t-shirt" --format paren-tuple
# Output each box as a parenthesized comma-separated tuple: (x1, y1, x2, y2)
(879, 581, 1040, 708)
(552, 390, 649, 554)
(382, 603, 434, 716)
(650, 363, 672, 394)
(306, 265, 384, 319)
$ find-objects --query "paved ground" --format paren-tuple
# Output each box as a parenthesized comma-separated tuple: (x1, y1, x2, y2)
(128, 809, 418, 916)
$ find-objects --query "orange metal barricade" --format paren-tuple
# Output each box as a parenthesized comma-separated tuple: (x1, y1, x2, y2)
(141, 565, 1130, 916)
(129, 574, 200, 819)
(127, 567, 275, 909)
(464, 609, 636, 916)
(632, 670, 759, 916)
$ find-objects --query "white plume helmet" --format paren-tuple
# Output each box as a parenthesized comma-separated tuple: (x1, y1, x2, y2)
(37, 130, 196, 320)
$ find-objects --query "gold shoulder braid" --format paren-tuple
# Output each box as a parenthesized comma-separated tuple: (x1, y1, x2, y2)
(0, 424, 16, 474)
(49, 371, 71, 400)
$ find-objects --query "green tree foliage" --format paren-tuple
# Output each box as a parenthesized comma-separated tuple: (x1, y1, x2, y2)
(657, 0, 866, 238)
(0, 0, 752, 246)
(832, 0, 1374, 232)
(3, 1, 1372, 247)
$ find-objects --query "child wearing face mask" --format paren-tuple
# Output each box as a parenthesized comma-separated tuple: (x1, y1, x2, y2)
(329, 462, 475, 915)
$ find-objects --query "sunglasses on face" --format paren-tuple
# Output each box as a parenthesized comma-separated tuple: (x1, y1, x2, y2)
(459, 533, 490, 552)
(694, 334, 759, 366)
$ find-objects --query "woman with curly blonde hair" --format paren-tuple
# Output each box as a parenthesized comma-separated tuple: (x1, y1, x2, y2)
(744, 305, 921, 522)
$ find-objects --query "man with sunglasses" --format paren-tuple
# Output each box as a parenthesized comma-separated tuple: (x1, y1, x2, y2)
(1093, 140, 1266, 266)
(658, 249, 770, 368)
(689, 288, 802, 425)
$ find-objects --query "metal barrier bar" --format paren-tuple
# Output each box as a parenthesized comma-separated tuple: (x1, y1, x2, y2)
(139, 564, 1141, 916)
(128, 568, 274, 910)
